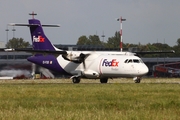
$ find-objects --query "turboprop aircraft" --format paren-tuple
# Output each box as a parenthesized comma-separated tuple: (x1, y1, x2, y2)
(6, 16, 174, 83)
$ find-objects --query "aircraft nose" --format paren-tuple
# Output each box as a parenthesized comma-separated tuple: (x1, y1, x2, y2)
(142, 65, 149, 75)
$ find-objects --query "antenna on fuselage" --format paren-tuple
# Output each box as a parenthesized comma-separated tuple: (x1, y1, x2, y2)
(29, 11, 37, 19)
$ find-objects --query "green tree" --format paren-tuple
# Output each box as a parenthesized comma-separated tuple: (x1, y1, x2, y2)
(172, 45, 180, 57)
(88, 35, 102, 45)
(6, 38, 30, 48)
(77, 35, 103, 46)
(171, 38, 180, 57)
(76, 35, 90, 45)
(176, 38, 180, 46)
(152, 43, 171, 51)
(106, 31, 120, 48)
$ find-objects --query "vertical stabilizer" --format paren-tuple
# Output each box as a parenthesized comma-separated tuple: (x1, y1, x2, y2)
(28, 19, 59, 51)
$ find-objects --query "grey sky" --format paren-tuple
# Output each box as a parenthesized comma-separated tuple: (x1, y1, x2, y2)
(0, 0, 180, 47)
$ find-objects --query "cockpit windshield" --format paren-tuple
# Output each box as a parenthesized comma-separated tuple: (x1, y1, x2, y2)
(133, 59, 140, 63)
(124, 59, 144, 63)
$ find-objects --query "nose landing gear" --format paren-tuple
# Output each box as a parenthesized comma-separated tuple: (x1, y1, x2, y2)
(133, 77, 141, 83)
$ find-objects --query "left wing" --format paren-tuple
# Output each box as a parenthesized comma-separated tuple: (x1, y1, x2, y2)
(4, 48, 67, 54)
(3, 48, 89, 65)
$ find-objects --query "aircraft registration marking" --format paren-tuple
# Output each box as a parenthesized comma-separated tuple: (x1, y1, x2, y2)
(42, 61, 53, 64)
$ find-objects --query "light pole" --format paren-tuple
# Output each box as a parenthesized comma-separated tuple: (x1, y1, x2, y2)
(101, 31, 105, 42)
(5, 26, 9, 59)
(5, 26, 9, 44)
(12, 26, 16, 38)
(117, 16, 126, 52)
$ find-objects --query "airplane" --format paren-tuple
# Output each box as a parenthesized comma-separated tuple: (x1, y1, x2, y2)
(6, 16, 174, 83)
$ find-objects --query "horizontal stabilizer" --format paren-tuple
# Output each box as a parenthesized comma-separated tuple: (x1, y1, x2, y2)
(8, 23, 39, 27)
(8, 23, 60, 27)
(42, 24, 60, 27)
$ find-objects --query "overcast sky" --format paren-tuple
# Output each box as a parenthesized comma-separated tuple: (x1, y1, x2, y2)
(0, 0, 180, 47)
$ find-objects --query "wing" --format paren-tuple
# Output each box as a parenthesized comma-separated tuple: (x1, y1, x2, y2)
(3, 48, 89, 65)
(4, 48, 67, 54)
(134, 50, 175, 57)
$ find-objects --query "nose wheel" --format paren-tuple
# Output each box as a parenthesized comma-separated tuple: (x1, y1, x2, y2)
(133, 77, 141, 83)
(134, 79, 141, 83)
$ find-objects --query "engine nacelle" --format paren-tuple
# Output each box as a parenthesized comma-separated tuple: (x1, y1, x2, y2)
(83, 70, 99, 79)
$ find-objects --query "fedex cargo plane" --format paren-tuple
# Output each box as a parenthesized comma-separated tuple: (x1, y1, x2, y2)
(7, 17, 150, 83)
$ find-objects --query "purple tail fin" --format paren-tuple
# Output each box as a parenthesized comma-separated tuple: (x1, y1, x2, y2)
(28, 19, 57, 50)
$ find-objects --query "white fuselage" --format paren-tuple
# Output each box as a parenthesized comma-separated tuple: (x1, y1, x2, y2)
(57, 51, 149, 79)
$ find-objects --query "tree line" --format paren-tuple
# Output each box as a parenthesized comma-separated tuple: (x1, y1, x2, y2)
(76, 31, 180, 57)
(6, 31, 180, 57)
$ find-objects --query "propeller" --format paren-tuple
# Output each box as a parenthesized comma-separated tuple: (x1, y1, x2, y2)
(79, 53, 86, 69)
(62, 52, 91, 69)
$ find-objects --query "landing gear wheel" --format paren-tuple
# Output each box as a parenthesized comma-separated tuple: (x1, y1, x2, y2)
(133, 77, 141, 83)
(100, 78, 108, 83)
(72, 77, 80, 83)
(134, 79, 141, 83)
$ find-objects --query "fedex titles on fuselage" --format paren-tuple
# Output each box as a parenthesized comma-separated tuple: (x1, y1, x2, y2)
(33, 35, 45, 42)
(102, 59, 119, 67)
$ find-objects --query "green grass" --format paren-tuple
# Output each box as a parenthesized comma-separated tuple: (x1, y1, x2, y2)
(0, 78, 180, 120)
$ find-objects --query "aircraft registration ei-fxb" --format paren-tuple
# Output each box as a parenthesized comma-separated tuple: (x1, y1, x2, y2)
(6, 16, 173, 83)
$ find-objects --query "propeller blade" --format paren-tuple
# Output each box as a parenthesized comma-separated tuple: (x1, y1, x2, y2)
(82, 60, 86, 69)
(79, 53, 86, 69)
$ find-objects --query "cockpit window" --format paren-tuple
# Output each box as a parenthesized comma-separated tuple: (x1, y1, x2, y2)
(124, 59, 128, 63)
(128, 59, 132, 63)
(140, 59, 144, 63)
(133, 59, 140, 63)
(124, 59, 144, 63)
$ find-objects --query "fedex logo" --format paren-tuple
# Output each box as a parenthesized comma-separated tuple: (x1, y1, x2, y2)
(33, 36, 45, 42)
(102, 59, 119, 67)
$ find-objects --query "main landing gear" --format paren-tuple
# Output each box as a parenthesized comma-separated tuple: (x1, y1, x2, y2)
(72, 77, 81, 83)
(100, 78, 108, 83)
(71, 77, 109, 84)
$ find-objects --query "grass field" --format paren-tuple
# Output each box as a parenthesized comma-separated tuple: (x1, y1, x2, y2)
(0, 78, 180, 120)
